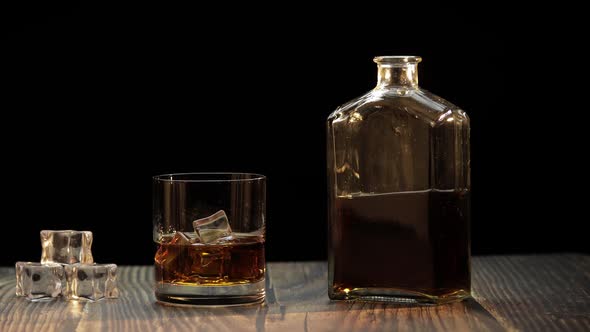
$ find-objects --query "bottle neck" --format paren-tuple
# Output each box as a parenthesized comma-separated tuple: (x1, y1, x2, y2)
(376, 64, 419, 89)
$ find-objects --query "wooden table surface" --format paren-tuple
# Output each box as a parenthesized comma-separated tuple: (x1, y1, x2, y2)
(0, 254, 588, 331)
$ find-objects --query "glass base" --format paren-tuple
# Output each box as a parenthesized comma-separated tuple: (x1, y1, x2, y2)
(329, 287, 470, 305)
(155, 279, 265, 306)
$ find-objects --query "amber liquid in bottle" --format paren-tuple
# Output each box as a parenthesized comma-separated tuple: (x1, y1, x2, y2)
(331, 190, 470, 301)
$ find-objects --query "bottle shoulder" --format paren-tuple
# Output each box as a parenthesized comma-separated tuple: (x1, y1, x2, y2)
(328, 88, 468, 126)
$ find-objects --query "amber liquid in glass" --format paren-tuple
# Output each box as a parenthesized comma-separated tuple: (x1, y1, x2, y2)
(155, 236, 265, 286)
(330, 190, 470, 302)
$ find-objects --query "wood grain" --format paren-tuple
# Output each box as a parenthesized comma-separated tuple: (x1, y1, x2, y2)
(267, 262, 502, 332)
(0, 255, 587, 332)
(472, 254, 590, 332)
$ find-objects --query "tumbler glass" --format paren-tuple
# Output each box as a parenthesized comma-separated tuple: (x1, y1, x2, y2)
(153, 173, 266, 305)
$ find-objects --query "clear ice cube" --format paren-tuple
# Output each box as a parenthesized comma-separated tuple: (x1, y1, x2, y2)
(170, 231, 192, 245)
(41, 230, 93, 264)
(15, 262, 64, 301)
(64, 263, 118, 301)
(193, 210, 232, 243)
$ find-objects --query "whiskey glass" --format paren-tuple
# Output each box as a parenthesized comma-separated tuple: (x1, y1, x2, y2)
(153, 173, 266, 305)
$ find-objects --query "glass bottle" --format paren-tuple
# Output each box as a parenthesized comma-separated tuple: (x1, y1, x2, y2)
(327, 56, 470, 304)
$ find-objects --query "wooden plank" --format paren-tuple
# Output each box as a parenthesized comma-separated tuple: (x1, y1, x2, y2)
(472, 254, 590, 332)
(0, 268, 84, 332)
(0, 255, 587, 332)
(75, 266, 268, 332)
(267, 262, 503, 332)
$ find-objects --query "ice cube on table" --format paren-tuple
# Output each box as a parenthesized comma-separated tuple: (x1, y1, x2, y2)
(193, 210, 232, 243)
(41, 230, 93, 264)
(15, 262, 63, 301)
(64, 263, 118, 301)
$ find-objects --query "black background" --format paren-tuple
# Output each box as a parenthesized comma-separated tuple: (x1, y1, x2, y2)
(2, 2, 585, 265)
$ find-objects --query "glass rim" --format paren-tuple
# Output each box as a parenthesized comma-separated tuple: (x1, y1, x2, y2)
(374, 55, 422, 64)
(153, 172, 266, 183)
